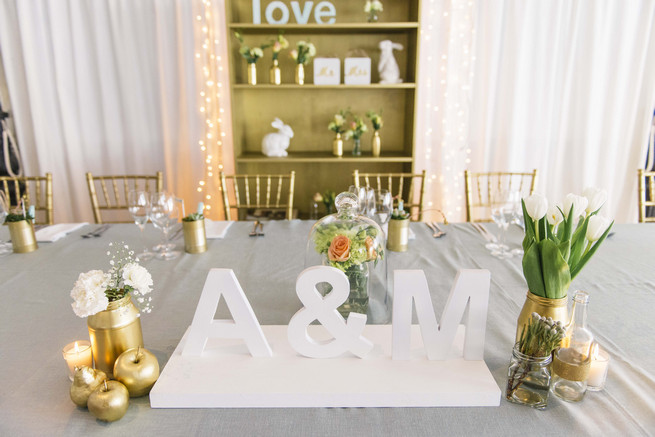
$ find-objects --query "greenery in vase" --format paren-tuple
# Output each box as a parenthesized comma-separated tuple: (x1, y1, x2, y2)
(364, 0, 383, 22)
(182, 213, 204, 222)
(234, 31, 267, 64)
(391, 199, 410, 220)
(328, 110, 348, 134)
(4, 212, 34, 223)
(321, 190, 336, 214)
(366, 110, 383, 131)
(70, 242, 153, 317)
(344, 115, 368, 140)
(270, 33, 289, 61)
(290, 41, 316, 65)
(521, 188, 613, 299)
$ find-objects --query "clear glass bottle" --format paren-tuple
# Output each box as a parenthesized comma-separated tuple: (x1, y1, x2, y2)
(551, 290, 593, 402)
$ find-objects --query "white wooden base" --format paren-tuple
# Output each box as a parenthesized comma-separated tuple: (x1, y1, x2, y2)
(149, 325, 501, 408)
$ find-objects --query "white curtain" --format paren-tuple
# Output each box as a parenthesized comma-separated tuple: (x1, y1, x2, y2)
(0, 0, 233, 223)
(417, 0, 655, 223)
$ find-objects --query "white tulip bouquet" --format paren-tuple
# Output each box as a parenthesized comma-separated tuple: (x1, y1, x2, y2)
(521, 188, 613, 299)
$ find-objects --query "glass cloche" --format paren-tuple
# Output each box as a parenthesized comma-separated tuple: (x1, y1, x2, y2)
(305, 192, 390, 323)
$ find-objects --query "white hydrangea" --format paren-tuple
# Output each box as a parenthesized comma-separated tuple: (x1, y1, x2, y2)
(70, 270, 110, 318)
(122, 263, 153, 296)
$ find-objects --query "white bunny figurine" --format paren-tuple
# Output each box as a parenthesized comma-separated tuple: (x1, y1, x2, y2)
(262, 118, 294, 157)
(378, 40, 404, 84)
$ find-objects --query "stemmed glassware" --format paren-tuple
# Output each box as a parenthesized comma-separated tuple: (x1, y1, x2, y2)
(0, 192, 12, 255)
(149, 192, 181, 260)
(127, 190, 154, 262)
(348, 185, 368, 214)
(367, 188, 393, 228)
(489, 189, 521, 259)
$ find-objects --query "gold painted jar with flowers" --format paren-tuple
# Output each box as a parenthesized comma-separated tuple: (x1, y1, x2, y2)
(306, 192, 389, 323)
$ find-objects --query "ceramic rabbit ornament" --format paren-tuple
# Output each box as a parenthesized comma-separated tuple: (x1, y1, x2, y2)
(378, 40, 403, 84)
(262, 118, 294, 157)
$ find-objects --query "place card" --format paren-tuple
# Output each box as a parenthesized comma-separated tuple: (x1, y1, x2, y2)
(313, 58, 340, 85)
(344, 57, 371, 85)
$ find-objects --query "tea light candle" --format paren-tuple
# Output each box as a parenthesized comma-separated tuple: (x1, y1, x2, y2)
(62, 341, 93, 381)
(587, 343, 610, 391)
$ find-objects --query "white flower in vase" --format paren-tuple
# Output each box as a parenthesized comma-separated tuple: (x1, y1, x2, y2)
(583, 187, 608, 215)
(122, 263, 153, 296)
(70, 270, 110, 318)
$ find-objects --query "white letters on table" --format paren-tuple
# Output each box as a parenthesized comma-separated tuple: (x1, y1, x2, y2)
(253, 0, 336, 24)
(181, 269, 272, 358)
(392, 269, 490, 361)
(287, 266, 374, 358)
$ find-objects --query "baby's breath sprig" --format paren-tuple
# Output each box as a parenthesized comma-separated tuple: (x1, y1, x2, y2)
(105, 242, 136, 301)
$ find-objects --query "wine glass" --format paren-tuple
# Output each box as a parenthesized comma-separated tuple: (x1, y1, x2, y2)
(489, 190, 520, 259)
(348, 185, 367, 214)
(128, 190, 154, 262)
(149, 192, 181, 260)
(367, 189, 393, 227)
(0, 192, 12, 255)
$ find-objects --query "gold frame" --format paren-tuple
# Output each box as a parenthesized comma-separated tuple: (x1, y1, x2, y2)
(220, 171, 295, 221)
(86, 172, 164, 224)
(0, 173, 53, 225)
(464, 169, 538, 222)
(638, 169, 655, 223)
(353, 169, 426, 221)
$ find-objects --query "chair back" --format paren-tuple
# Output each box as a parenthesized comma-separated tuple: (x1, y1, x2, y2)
(220, 171, 295, 221)
(352, 170, 427, 221)
(86, 172, 163, 224)
(638, 169, 655, 223)
(464, 169, 538, 222)
(0, 173, 53, 224)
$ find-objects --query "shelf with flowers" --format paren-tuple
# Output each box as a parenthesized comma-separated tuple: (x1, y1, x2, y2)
(516, 188, 613, 338)
(226, 23, 419, 34)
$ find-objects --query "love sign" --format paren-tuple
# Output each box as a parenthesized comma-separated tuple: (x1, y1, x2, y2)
(252, 0, 337, 24)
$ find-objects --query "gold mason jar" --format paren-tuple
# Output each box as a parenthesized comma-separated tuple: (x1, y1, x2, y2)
(183, 219, 207, 254)
(6, 220, 38, 253)
(371, 131, 381, 157)
(387, 218, 409, 252)
(333, 132, 343, 157)
(295, 63, 305, 85)
(270, 59, 281, 85)
(247, 62, 257, 85)
(87, 295, 143, 378)
(516, 291, 569, 341)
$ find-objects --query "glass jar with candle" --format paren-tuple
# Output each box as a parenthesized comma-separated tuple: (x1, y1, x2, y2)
(587, 342, 610, 391)
(551, 290, 593, 402)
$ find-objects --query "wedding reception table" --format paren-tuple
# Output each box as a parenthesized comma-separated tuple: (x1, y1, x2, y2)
(1, 221, 653, 436)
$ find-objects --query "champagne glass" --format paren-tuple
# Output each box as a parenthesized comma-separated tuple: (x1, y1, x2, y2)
(149, 192, 181, 260)
(0, 192, 11, 255)
(489, 189, 520, 259)
(348, 185, 367, 214)
(367, 188, 392, 227)
(128, 190, 154, 262)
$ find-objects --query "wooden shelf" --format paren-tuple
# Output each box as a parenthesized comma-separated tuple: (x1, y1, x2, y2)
(229, 23, 419, 34)
(232, 83, 416, 90)
(236, 152, 414, 163)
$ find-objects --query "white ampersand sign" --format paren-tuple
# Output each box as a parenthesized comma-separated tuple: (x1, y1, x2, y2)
(287, 266, 374, 359)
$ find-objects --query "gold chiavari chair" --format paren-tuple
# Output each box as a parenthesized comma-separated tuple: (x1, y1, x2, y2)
(638, 169, 655, 223)
(352, 170, 427, 221)
(86, 172, 163, 224)
(220, 171, 296, 221)
(0, 173, 53, 225)
(464, 169, 538, 222)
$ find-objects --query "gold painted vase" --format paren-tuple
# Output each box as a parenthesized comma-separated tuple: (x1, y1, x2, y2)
(295, 63, 305, 85)
(333, 132, 343, 157)
(372, 131, 381, 157)
(516, 291, 568, 341)
(387, 218, 409, 252)
(6, 220, 38, 253)
(88, 295, 143, 378)
(270, 59, 281, 85)
(247, 62, 257, 85)
(183, 219, 207, 254)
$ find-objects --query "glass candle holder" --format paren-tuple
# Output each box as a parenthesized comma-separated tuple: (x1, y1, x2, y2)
(587, 343, 610, 391)
(62, 341, 93, 381)
(551, 347, 591, 402)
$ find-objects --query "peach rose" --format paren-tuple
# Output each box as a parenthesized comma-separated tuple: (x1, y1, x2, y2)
(365, 236, 377, 260)
(328, 235, 351, 262)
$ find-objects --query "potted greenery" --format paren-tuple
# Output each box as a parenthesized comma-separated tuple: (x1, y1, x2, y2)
(4, 205, 37, 253)
(182, 202, 207, 254)
(387, 199, 410, 252)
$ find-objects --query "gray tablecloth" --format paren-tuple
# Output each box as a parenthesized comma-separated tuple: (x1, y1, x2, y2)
(1, 222, 653, 436)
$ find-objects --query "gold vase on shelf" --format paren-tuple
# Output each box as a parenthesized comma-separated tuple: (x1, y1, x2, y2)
(6, 220, 38, 253)
(295, 63, 305, 85)
(183, 219, 207, 254)
(372, 131, 381, 157)
(247, 62, 257, 85)
(333, 133, 343, 157)
(270, 59, 281, 85)
(516, 291, 569, 341)
(87, 295, 144, 378)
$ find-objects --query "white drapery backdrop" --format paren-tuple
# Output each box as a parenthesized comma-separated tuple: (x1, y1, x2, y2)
(0, 0, 233, 223)
(416, 0, 655, 223)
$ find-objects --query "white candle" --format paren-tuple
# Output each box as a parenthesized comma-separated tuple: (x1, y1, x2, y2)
(587, 343, 610, 391)
(62, 341, 93, 381)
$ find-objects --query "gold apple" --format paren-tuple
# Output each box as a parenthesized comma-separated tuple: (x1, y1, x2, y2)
(113, 346, 160, 397)
(87, 380, 129, 422)
(70, 366, 107, 408)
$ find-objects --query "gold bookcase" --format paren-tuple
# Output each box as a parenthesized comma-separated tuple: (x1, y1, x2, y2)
(225, 1, 421, 217)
